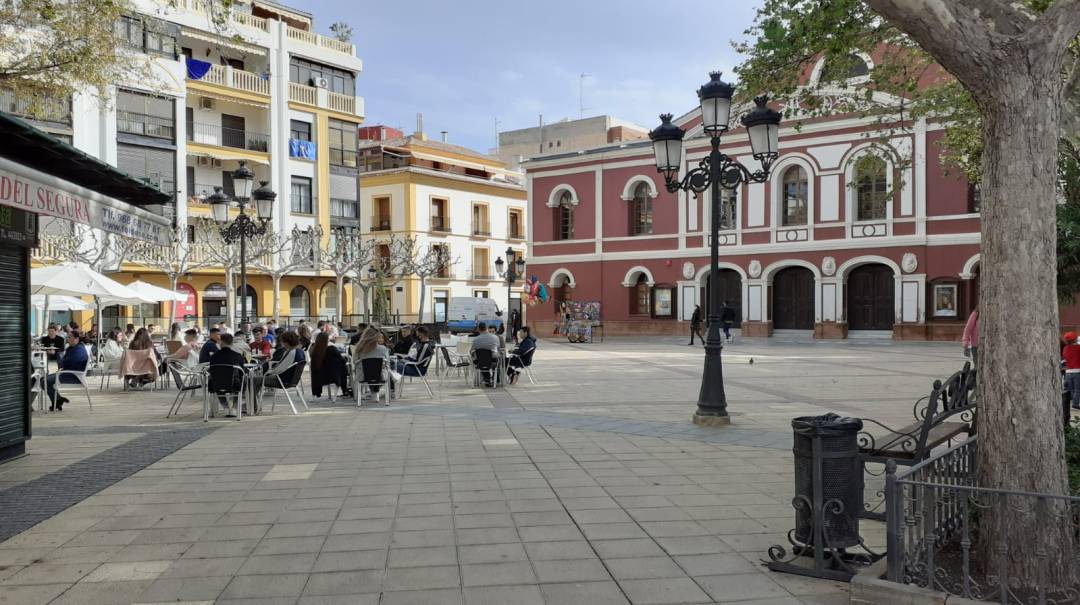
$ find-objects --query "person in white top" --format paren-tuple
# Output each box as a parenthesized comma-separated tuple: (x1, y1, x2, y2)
(100, 328, 125, 362)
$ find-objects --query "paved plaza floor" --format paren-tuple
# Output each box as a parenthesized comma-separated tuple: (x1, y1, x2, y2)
(0, 335, 968, 604)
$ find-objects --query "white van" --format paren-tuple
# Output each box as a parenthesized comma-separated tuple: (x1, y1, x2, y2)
(446, 297, 503, 334)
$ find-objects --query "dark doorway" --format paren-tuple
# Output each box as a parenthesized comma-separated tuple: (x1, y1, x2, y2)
(703, 269, 742, 327)
(772, 266, 815, 329)
(221, 114, 246, 149)
(847, 264, 895, 330)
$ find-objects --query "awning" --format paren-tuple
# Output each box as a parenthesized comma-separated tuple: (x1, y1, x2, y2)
(187, 87, 269, 108)
(187, 149, 270, 166)
(181, 27, 267, 55)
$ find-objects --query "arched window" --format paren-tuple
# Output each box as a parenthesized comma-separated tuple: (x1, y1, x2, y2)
(721, 189, 737, 230)
(782, 166, 808, 226)
(632, 274, 650, 315)
(289, 286, 310, 317)
(822, 54, 870, 82)
(630, 182, 653, 235)
(855, 156, 888, 221)
(555, 190, 574, 240)
(320, 282, 337, 318)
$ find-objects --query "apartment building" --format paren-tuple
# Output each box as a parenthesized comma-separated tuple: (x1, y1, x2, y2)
(358, 128, 527, 322)
(22, 0, 365, 325)
(496, 115, 648, 171)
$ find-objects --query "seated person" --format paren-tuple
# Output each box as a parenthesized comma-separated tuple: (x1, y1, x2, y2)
(47, 331, 88, 411)
(249, 327, 273, 357)
(40, 325, 66, 361)
(198, 327, 221, 364)
(167, 329, 201, 368)
(309, 331, 352, 398)
(100, 328, 125, 362)
(208, 333, 246, 415)
(124, 328, 160, 388)
(470, 322, 500, 386)
(391, 326, 415, 356)
(352, 327, 390, 397)
(488, 323, 506, 350)
(263, 322, 276, 347)
(393, 326, 434, 376)
(506, 326, 537, 384)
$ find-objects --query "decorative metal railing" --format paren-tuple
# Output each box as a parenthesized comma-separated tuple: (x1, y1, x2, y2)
(285, 25, 355, 55)
(189, 122, 269, 152)
(289, 82, 317, 106)
(886, 436, 1080, 603)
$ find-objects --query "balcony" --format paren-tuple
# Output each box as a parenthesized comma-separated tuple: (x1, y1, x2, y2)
(179, 0, 268, 31)
(285, 25, 355, 56)
(370, 215, 391, 232)
(189, 122, 269, 153)
(0, 89, 71, 125)
(431, 269, 454, 280)
(471, 221, 491, 237)
(117, 111, 175, 139)
(509, 228, 525, 240)
(469, 271, 494, 281)
(431, 216, 451, 233)
(288, 82, 363, 118)
(193, 64, 270, 97)
(330, 198, 359, 219)
(188, 182, 219, 202)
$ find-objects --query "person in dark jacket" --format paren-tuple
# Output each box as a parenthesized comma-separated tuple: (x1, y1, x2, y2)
(198, 327, 221, 363)
(309, 331, 352, 398)
(391, 326, 414, 356)
(510, 309, 522, 344)
(40, 324, 66, 361)
(208, 333, 246, 416)
(689, 306, 704, 346)
(506, 327, 536, 384)
(393, 326, 434, 376)
(47, 331, 87, 411)
(720, 301, 736, 342)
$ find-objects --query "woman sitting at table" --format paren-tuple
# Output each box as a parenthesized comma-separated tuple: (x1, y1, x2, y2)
(353, 327, 391, 397)
(309, 331, 352, 399)
(297, 324, 313, 349)
(391, 326, 414, 356)
(393, 325, 434, 376)
(123, 328, 160, 388)
(257, 331, 306, 395)
(101, 328, 125, 362)
(506, 326, 537, 385)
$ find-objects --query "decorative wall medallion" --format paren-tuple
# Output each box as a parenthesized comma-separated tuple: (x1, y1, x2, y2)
(822, 256, 836, 276)
(902, 252, 918, 274)
(748, 260, 762, 278)
(682, 261, 696, 280)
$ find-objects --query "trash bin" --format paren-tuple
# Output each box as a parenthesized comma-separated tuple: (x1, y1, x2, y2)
(791, 413, 863, 549)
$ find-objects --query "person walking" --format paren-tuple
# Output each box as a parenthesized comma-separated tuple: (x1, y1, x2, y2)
(689, 305, 704, 346)
(962, 307, 979, 365)
(1064, 332, 1080, 410)
(721, 301, 736, 343)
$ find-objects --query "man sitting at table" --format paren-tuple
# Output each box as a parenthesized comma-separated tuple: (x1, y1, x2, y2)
(198, 327, 221, 363)
(250, 326, 272, 357)
(40, 324, 66, 361)
(470, 322, 500, 387)
(393, 325, 433, 376)
(208, 333, 246, 415)
(167, 329, 201, 367)
(47, 331, 87, 411)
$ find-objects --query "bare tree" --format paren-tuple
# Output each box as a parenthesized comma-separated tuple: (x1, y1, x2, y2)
(862, 0, 1080, 586)
(250, 225, 321, 322)
(329, 21, 353, 43)
(395, 237, 456, 323)
(127, 224, 212, 327)
(193, 218, 271, 328)
(319, 228, 375, 323)
(37, 221, 138, 273)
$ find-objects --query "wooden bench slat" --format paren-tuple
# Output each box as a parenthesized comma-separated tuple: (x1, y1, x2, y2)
(860, 421, 968, 459)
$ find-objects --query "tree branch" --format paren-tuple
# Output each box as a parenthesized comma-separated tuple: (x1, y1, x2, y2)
(1031, 0, 1080, 54)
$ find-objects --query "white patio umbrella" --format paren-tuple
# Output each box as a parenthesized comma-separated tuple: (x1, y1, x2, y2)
(121, 281, 187, 303)
(31, 263, 151, 341)
(31, 295, 91, 311)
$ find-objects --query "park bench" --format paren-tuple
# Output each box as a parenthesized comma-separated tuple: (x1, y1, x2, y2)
(857, 362, 977, 518)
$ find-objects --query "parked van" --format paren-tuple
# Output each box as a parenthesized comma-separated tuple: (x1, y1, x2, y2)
(446, 297, 503, 334)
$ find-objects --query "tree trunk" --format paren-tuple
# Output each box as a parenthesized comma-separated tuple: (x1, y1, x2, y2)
(224, 269, 235, 329)
(976, 69, 1073, 587)
(168, 275, 179, 328)
(336, 274, 346, 324)
(417, 277, 426, 324)
(272, 274, 282, 323)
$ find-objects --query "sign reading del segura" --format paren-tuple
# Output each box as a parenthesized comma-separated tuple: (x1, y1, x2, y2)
(0, 166, 170, 244)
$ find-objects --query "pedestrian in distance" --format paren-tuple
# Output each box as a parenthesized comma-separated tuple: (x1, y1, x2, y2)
(721, 300, 736, 343)
(962, 307, 979, 365)
(689, 305, 704, 346)
(1064, 332, 1080, 410)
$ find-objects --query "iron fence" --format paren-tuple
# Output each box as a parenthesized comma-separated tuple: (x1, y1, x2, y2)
(886, 436, 1080, 603)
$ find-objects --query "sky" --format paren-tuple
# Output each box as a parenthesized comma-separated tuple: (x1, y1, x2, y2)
(311, 0, 763, 154)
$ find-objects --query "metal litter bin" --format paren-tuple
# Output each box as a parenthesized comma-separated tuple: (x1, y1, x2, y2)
(791, 413, 863, 549)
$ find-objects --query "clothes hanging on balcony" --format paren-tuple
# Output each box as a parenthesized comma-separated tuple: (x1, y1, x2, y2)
(185, 58, 212, 80)
(289, 139, 317, 160)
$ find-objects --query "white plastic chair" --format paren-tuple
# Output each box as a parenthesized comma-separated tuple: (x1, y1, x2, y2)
(54, 369, 92, 410)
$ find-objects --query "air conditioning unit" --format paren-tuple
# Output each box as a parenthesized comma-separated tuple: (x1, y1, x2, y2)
(196, 156, 211, 167)
(311, 77, 329, 89)
(211, 158, 222, 168)
(198, 96, 215, 110)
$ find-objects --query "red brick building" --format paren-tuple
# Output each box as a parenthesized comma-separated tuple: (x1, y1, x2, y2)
(524, 55, 1077, 340)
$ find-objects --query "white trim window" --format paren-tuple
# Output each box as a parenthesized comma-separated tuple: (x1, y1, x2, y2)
(781, 165, 809, 226)
(555, 190, 574, 240)
(855, 156, 888, 221)
(630, 182, 653, 235)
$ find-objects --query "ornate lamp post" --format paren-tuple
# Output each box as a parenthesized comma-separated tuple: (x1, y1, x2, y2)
(207, 161, 275, 325)
(494, 247, 526, 334)
(649, 72, 782, 425)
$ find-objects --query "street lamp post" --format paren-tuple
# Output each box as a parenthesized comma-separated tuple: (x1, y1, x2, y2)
(494, 248, 526, 335)
(649, 72, 781, 426)
(207, 161, 275, 326)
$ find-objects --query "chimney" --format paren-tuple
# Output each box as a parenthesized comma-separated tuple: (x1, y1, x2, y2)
(440, 130, 448, 143)
(414, 113, 426, 141)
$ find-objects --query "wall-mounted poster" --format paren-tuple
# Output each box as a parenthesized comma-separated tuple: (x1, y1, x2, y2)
(933, 284, 958, 317)
(652, 287, 674, 318)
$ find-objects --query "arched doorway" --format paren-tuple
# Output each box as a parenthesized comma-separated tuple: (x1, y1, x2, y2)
(772, 267, 814, 329)
(553, 275, 573, 306)
(202, 283, 227, 324)
(289, 286, 311, 319)
(847, 264, 895, 331)
(235, 285, 257, 321)
(702, 270, 742, 327)
(320, 281, 338, 320)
